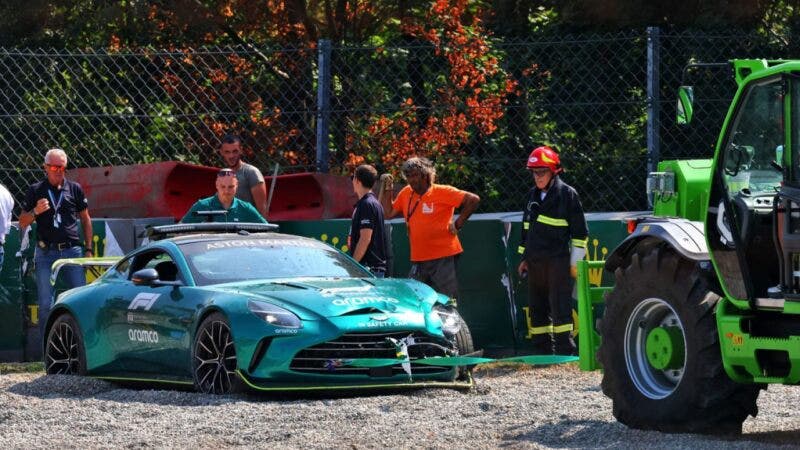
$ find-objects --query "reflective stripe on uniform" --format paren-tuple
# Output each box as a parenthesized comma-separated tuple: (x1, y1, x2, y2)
(571, 238, 588, 248)
(553, 323, 573, 333)
(517, 245, 525, 254)
(536, 215, 568, 227)
(530, 325, 553, 335)
(523, 221, 530, 230)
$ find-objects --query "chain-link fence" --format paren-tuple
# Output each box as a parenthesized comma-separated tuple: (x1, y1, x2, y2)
(0, 28, 794, 217)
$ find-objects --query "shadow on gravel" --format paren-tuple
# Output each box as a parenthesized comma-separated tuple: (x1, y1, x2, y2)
(734, 429, 800, 447)
(7, 373, 477, 406)
(505, 419, 632, 448)
(7, 375, 242, 407)
(507, 419, 800, 448)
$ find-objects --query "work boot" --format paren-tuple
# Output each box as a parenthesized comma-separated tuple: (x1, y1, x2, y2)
(531, 334, 554, 355)
(554, 331, 577, 356)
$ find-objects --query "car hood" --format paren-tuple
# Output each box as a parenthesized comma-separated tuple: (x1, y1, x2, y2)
(211, 277, 441, 319)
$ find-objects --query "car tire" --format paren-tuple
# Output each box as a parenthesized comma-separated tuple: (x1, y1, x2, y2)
(192, 312, 244, 394)
(598, 246, 760, 434)
(44, 314, 87, 376)
(454, 315, 475, 380)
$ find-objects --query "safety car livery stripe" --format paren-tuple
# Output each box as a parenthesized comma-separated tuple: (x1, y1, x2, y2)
(345, 354, 578, 368)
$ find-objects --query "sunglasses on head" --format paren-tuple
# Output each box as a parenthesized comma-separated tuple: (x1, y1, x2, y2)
(217, 169, 235, 177)
(45, 164, 66, 173)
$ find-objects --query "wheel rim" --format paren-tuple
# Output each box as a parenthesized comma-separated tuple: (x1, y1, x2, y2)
(624, 298, 686, 399)
(45, 321, 81, 375)
(194, 320, 238, 394)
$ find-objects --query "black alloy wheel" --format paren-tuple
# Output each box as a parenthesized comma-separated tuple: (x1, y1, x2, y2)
(44, 314, 87, 375)
(193, 313, 242, 394)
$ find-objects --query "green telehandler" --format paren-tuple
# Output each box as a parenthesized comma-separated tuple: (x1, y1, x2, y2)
(579, 59, 800, 433)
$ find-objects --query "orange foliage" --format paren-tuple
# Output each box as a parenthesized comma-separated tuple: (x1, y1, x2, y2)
(357, 0, 517, 174)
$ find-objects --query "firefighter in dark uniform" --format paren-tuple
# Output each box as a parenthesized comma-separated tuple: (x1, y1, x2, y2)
(517, 146, 588, 355)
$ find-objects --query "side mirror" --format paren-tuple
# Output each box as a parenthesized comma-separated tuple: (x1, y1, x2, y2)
(132, 268, 159, 286)
(676, 86, 694, 125)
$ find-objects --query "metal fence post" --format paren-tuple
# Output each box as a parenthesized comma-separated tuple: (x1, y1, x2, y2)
(316, 39, 332, 173)
(646, 26, 661, 207)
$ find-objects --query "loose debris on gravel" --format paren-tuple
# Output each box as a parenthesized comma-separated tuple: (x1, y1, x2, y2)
(1, 363, 799, 448)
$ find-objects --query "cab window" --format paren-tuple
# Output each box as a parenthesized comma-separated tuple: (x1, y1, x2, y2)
(722, 78, 784, 196)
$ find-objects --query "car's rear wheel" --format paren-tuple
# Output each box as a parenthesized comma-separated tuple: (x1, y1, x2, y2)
(193, 312, 243, 394)
(44, 314, 87, 375)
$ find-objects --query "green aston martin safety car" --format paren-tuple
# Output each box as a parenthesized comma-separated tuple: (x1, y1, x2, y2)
(44, 223, 475, 394)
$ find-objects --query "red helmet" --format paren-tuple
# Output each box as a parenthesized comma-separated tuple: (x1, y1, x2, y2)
(526, 146, 562, 173)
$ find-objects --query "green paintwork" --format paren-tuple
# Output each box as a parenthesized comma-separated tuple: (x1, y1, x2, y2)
(717, 298, 800, 384)
(576, 260, 610, 371)
(345, 354, 578, 367)
(236, 369, 474, 391)
(577, 59, 800, 394)
(48, 232, 476, 389)
(676, 86, 694, 125)
(645, 326, 684, 370)
(652, 159, 712, 221)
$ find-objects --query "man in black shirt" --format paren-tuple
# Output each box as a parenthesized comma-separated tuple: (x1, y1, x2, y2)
(348, 164, 388, 277)
(19, 148, 93, 340)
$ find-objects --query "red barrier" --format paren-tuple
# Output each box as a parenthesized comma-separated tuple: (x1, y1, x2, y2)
(68, 162, 357, 221)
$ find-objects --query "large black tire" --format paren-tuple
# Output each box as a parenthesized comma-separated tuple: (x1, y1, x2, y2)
(44, 314, 87, 376)
(598, 246, 761, 434)
(193, 312, 244, 394)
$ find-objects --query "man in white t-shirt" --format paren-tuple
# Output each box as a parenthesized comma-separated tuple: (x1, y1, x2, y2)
(0, 183, 13, 273)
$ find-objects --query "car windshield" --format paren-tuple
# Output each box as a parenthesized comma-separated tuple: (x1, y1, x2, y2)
(178, 237, 371, 286)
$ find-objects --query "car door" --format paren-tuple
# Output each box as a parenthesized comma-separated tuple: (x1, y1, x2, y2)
(103, 248, 196, 378)
(706, 76, 785, 304)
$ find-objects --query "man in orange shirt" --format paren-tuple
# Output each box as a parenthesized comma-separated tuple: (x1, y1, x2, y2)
(379, 157, 480, 302)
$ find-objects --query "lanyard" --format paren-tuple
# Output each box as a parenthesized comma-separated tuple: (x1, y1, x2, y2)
(406, 192, 421, 221)
(47, 187, 64, 213)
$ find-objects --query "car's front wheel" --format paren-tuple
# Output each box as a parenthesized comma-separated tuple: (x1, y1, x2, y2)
(454, 315, 475, 380)
(44, 314, 87, 376)
(193, 312, 243, 394)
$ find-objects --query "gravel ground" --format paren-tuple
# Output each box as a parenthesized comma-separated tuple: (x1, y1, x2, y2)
(1, 364, 799, 449)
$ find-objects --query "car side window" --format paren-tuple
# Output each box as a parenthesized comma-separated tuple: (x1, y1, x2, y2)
(129, 251, 181, 282)
(104, 257, 132, 281)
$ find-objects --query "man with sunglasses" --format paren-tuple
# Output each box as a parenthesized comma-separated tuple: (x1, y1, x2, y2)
(378, 157, 480, 304)
(19, 148, 93, 341)
(180, 168, 267, 223)
(517, 146, 587, 356)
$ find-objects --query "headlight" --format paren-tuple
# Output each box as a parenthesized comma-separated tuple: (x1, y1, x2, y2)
(433, 305, 462, 335)
(248, 300, 302, 329)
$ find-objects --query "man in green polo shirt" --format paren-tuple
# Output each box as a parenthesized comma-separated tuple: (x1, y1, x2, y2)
(181, 168, 267, 224)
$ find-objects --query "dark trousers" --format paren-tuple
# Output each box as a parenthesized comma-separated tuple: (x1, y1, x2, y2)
(409, 255, 460, 301)
(527, 254, 576, 355)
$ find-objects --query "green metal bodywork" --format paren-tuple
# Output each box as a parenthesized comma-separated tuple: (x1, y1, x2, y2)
(577, 59, 800, 386)
(651, 159, 712, 221)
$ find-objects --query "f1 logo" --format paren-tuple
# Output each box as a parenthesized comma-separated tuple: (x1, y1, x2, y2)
(128, 293, 160, 311)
